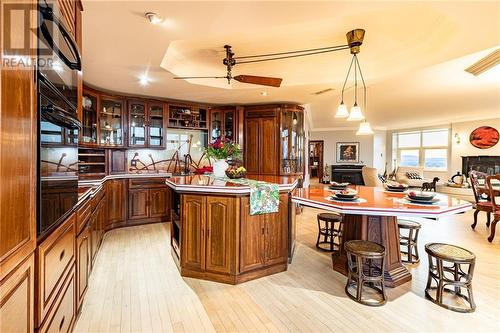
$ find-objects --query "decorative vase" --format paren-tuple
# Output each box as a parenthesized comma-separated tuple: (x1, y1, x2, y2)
(213, 159, 229, 177)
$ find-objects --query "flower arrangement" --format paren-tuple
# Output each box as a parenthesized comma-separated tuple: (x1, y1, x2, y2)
(205, 138, 242, 161)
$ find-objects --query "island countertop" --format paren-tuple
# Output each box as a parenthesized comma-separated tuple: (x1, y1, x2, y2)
(165, 174, 299, 194)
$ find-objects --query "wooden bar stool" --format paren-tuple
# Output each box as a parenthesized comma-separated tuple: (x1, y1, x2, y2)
(425, 243, 476, 313)
(397, 219, 421, 264)
(316, 213, 343, 252)
(344, 240, 387, 306)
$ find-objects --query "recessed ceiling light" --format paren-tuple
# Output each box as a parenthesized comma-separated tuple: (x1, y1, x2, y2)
(145, 12, 163, 24)
(260, 91, 268, 96)
(139, 75, 150, 86)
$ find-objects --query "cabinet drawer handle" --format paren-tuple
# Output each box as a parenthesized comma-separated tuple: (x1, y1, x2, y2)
(59, 250, 65, 261)
(261, 227, 265, 235)
(59, 316, 65, 331)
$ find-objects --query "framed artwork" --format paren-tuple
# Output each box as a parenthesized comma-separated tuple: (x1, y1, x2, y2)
(336, 142, 359, 163)
(469, 126, 499, 149)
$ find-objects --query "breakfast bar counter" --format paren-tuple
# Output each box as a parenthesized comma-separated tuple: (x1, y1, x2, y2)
(165, 175, 298, 284)
(292, 185, 473, 287)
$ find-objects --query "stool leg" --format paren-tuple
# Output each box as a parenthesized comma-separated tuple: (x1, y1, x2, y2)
(356, 257, 363, 302)
(380, 256, 387, 303)
(425, 254, 433, 295)
(324, 221, 329, 244)
(454, 263, 460, 294)
(467, 285, 476, 310)
(316, 217, 321, 249)
(436, 259, 444, 303)
(329, 221, 334, 252)
(407, 229, 414, 263)
(413, 229, 420, 262)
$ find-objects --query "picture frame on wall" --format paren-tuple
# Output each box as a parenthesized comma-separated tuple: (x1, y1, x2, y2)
(336, 142, 359, 163)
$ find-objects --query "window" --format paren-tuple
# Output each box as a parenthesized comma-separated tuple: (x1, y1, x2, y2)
(394, 129, 449, 171)
(400, 149, 420, 167)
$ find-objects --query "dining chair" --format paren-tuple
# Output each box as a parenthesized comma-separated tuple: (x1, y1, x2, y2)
(362, 166, 383, 187)
(469, 171, 492, 230)
(486, 174, 500, 242)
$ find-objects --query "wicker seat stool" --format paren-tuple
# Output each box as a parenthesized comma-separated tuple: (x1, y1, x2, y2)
(397, 219, 421, 264)
(425, 243, 476, 313)
(344, 240, 387, 306)
(316, 213, 343, 253)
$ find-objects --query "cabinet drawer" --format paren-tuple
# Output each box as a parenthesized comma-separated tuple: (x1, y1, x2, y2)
(128, 177, 166, 188)
(37, 214, 76, 324)
(39, 266, 76, 333)
(76, 198, 91, 234)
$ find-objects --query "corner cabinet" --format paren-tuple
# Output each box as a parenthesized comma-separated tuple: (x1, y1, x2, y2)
(244, 104, 304, 177)
(128, 99, 167, 148)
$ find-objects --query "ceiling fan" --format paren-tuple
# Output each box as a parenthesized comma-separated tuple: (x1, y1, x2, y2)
(173, 29, 365, 88)
(174, 45, 283, 87)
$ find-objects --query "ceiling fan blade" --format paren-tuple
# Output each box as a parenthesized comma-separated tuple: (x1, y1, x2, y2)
(174, 76, 228, 79)
(233, 75, 282, 87)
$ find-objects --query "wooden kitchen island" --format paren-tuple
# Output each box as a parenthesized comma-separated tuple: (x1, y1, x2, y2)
(165, 175, 298, 284)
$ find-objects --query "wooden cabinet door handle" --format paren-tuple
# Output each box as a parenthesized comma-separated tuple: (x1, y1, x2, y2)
(261, 227, 265, 235)
(59, 250, 65, 261)
(59, 316, 65, 331)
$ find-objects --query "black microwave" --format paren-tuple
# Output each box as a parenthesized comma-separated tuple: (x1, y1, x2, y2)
(37, 2, 82, 237)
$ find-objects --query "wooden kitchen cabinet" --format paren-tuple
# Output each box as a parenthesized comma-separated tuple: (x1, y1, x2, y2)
(178, 193, 288, 284)
(150, 188, 170, 218)
(76, 224, 90, 310)
(209, 106, 237, 143)
(0, 254, 35, 333)
(244, 104, 304, 177)
(239, 195, 289, 272)
(128, 179, 171, 224)
(181, 195, 206, 271)
(128, 99, 167, 148)
(36, 213, 76, 328)
(128, 189, 150, 220)
(106, 179, 128, 228)
(205, 197, 236, 274)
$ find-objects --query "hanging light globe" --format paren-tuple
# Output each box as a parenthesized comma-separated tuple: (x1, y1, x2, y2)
(347, 103, 364, 121)
(335, 102, 349, 118)
(356, 121, 374, 135)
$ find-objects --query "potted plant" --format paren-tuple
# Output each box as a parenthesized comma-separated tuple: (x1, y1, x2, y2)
(205, 138, 242, 177)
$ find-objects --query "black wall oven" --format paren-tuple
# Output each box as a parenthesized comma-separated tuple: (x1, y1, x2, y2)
(37, 3, 81, 237)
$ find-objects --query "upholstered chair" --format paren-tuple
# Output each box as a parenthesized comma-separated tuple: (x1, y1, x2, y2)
(362, 166, 383, 187)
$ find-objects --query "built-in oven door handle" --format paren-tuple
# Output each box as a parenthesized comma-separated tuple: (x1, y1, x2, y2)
(41, 104, 82, 130)
(39, 6, 82, 71)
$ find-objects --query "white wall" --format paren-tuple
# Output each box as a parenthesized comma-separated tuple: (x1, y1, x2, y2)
(451, 118, 500, 174)
(309, 129, 387, 176)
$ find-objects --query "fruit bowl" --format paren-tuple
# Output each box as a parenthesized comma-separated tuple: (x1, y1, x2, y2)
(225, 166, 247, 179)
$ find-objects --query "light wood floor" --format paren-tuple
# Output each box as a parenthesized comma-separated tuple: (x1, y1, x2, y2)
(74, 208, 500, 333)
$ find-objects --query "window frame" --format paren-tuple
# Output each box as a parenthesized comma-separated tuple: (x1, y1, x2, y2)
(394, 129, 450, 171)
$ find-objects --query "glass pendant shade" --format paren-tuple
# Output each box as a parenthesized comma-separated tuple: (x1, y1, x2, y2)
(335, 102, 349, 118)
(356, 121, 374, 135)
(347, 104, 364, 121)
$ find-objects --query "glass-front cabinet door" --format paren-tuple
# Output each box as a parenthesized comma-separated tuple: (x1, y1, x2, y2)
(223, 110, 235, 141)
(148, 103, 165, 147)
(210, 111, 222, 142)
(209, 108, 236, 142)
(129, 100, 146, 147)
(81, 92, 98, 145)
(100, 97, 124, 146)
(280, 108, 304, 175)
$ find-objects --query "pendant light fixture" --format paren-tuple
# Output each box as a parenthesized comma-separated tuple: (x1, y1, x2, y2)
(346, 53, 365, 121)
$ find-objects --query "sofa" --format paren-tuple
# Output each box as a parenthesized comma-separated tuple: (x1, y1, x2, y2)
(395, 166, 433, 188)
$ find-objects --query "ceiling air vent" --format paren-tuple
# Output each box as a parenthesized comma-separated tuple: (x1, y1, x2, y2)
(312, 88, 334, 95)
(465, 49, 500, 76)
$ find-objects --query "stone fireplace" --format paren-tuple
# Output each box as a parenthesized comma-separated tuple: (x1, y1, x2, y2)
(462, 156, 500, 176)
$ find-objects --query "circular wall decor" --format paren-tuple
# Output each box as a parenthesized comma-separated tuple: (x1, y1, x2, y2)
(469, 126, 499, 149)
